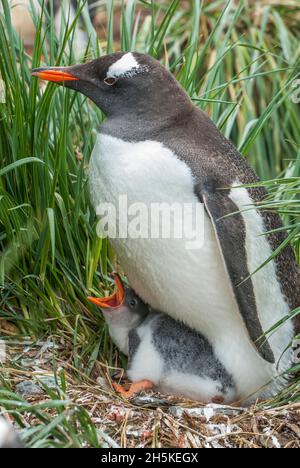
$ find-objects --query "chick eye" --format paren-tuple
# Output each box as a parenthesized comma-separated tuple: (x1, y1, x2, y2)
(129, 298, 138, 308)
(104, 76, 118, 86)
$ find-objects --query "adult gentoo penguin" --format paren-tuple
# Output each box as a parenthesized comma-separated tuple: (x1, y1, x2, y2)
(32, 52, 300, 402)
(88, 275, 237, 403)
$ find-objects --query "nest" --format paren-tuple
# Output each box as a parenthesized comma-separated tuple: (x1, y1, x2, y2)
(1, 338, 299, 448)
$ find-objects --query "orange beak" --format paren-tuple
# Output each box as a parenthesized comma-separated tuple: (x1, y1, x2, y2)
(88, 274, 125, 309)
(32, 67, 79, 83)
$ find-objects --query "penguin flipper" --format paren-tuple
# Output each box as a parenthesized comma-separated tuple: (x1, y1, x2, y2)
(196, 184, 275, 364)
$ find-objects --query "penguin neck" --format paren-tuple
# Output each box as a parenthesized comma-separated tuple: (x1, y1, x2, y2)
(100, 94, 194, 142)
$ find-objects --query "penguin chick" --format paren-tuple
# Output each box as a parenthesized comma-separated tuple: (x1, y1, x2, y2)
(88, 276, 237, 404)
(89, 274, 148, 355)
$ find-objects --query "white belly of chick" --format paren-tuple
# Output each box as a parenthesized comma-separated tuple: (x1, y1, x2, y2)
(127, 319, 237, 404)
(89, 133, 290, 400)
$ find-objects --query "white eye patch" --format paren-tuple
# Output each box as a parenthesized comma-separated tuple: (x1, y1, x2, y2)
(107, 52, 148, 79)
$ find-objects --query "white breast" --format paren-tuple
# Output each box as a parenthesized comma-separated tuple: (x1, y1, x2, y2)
(89, 133, 293, 400)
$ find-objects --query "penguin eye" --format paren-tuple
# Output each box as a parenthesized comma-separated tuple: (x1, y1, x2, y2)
(129, 298, 138, 308)
(104, 76, 118, 86)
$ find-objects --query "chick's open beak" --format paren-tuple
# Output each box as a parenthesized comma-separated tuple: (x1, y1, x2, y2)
(32, 67, 79, 83)
(88, 274, 125, 309)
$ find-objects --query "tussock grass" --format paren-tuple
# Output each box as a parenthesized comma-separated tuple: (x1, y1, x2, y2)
(0, 0, 299, 447)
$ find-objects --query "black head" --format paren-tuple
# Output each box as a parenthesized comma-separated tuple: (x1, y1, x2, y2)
(87, 274, 149, 320)
(124, 287, 149, 318)
(32, 52, 191, 118)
